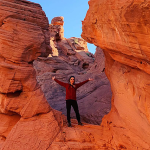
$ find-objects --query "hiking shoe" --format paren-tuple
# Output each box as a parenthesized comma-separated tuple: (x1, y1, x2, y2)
(78, 122, 83, 126)
(68, 122, 72, 127)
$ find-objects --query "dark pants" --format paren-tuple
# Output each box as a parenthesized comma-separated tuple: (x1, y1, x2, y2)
(66, 99, 81, 123)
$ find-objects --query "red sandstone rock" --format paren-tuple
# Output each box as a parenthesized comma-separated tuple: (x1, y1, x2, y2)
(49, 16, 93, 61)
(0, 114, 20, 138)
(49, 17, 65, 56)
(50, 40, 59, 56)
(34, 17, 111, 125)
(0, 0, 54, 148)
(2, 0, 150, 149)
(67, 37, 88, 51)
(0, 0, 108, 149)
(1, 111, 61, 150)
(51, 16, 64, 26)
(34, 53, 111, 125)
(0, 1, 111, 150)
(82, 0, 150, 149)
(89, 47, 105, 73)
(49, 23, 64, 41)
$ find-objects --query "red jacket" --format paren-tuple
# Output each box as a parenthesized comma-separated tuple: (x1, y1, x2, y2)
(54, 78, 89, 100)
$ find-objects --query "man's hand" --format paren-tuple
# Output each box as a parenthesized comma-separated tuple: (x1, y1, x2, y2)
(52, 76, 55, 80)
(89, 78, 94, 81)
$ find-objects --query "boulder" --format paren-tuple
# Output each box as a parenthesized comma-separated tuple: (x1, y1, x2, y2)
(51, 16, 64, 26)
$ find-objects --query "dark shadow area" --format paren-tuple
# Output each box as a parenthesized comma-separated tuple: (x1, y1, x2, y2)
(7, 90, 22, 98)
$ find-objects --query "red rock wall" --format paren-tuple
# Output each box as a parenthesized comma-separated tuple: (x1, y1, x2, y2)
(2, 0, 150, 149)
(82, 0, 150, 149)
(0, 1, 110, 149)
(0, 0, 59, 149)
(0, 1, 111, 150)
(82, 0, 150, 74)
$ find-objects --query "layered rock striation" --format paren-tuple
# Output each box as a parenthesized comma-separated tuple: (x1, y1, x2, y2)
(0, 0, 59, 149)
(0, 0, 112, 150)
(82, 0, 150, 149)
(34, 17, 111, 125)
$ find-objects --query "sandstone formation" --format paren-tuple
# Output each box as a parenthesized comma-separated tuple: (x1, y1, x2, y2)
(49, 16, 64, 56)
(82, 0, 150, 149)
(0, 0, 58, 149)
(1, 0, 140, 150)
(0, 0, 112, 150)
(34, 17, 111, 125)
(49, 16, 90, 57)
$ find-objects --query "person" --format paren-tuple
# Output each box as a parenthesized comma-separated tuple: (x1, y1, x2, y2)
(52, 76, 93, 127)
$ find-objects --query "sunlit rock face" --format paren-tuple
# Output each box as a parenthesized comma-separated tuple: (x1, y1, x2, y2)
(0, 0, 59, 149)
(0, 1, 112, 150)
(49, 16, 90, 57)
(82, 0, 150, 149)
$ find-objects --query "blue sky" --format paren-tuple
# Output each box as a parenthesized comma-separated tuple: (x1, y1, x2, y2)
(29, 0, 96, 54)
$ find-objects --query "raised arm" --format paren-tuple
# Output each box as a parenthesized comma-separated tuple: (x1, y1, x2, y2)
(52, 76, 67, 87)
(76, 79, 89, 89)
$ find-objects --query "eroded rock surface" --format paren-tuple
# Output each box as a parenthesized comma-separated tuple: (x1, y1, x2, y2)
(0, 0, 58, 149)
(82, 0, 150, 149)
(34, 17, 111, 125)
(0, 0, 112, 150)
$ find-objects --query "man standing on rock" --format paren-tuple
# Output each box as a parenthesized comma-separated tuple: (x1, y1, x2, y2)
(52, 76, 93, 127)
